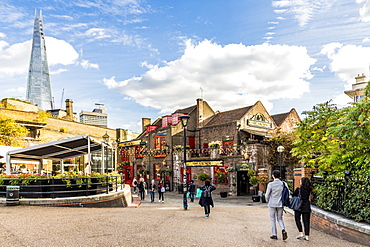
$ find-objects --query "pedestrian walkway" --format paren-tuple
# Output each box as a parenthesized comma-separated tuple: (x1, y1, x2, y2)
(0, 191, 366, 247)
(136, 191, 261, 207)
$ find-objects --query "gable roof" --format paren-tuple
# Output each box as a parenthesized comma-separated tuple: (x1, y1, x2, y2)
(174, 105, 197, 114)
(204, 105, 252, 127)
(271, 112, 290, 127)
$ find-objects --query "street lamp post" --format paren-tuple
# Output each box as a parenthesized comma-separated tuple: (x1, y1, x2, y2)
(102, 132, 110, 173)
(180, 115, 190, 210)
(277, 145, 285, 179)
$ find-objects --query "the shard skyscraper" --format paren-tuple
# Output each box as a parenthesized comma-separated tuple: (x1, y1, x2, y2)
(26, 10, 53, 111)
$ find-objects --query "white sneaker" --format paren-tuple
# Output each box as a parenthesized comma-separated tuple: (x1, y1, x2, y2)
(296, 235, 304, 239)
(162, 200, 164, 203)
(303, 237, 309, 241)
(159, 200, 161, 202)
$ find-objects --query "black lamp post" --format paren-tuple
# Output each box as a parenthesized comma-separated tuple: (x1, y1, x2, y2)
(180, 115, 190, 210)
(102, 132, 110, 173)
(277, 145, 285, 179)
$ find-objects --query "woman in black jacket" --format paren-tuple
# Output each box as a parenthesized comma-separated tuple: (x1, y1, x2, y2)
(198, 180, 216, 218)
(293, 177, 313, 241)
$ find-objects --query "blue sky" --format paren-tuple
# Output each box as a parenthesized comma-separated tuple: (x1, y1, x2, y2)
(1, 0, 370, 133)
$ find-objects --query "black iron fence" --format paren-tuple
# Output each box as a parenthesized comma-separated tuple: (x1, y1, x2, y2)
(0, 176, 123, 199)
(311, 176, 369, 223)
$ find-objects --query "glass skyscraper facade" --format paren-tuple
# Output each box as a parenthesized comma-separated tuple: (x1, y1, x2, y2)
(26, 10, 53, 111)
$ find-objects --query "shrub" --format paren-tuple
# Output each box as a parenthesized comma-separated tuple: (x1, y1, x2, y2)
(197, 173, 209, 181)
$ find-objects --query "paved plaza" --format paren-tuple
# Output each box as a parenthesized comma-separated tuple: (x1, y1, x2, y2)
(0, 192, 366, 247)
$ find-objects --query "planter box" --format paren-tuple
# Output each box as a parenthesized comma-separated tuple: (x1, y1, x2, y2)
(252, 195, 260, 202)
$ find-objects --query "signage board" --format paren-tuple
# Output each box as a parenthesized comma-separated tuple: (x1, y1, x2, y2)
(236, 163, 254, 171)
(187, 160, 223, 167)
(247, 119, 272, 129)
(119, 140, 144, 147)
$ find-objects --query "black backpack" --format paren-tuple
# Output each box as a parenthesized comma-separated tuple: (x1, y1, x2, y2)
(281, 182, 290, 207)
(203, 186, 211, 198)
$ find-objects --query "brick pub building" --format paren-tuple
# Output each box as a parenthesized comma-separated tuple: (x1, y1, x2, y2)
(118, 98, 301, 196)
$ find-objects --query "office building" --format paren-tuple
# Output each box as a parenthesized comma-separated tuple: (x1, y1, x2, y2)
(80, 104, 108, 127)
(26, 10, 53, 111)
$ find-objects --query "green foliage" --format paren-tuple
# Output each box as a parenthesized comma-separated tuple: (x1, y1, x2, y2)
(249, 176, 258, 186)
(197, 173, 209, 181)
(215, 170, 227, 183)
(292, 99, 370, 176)
(314, 175, 370, 223)
(0, 116, 29, 147)
(268, 132, 300, 168)
(34, 110, 50, 123)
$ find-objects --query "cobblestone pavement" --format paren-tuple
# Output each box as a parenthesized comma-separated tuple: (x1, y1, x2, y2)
(0, 192, 366, 247)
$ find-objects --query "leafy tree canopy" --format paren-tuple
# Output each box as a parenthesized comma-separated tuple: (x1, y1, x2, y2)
(292, 87, 370, 177)
(0, 116, 28, 147)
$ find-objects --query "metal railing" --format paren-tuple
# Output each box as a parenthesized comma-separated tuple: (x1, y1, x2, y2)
(0, 176, 123, 199)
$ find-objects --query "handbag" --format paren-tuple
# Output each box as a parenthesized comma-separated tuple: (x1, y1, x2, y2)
(160, 187, 165, 192)
(196, 188, 202, 198)
(289, 188, 302, 210)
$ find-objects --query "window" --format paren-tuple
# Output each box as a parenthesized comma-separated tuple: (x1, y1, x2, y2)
(120, 148, 129, 162)
(134, 145, 145, 158)
(222, 140, 234, 155)
(153, 164, 162, 180)
(154, 135, 166, 150)
(214, 166, 228, 184)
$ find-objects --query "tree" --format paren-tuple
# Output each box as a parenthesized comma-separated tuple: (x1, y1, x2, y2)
(292, 92, 370, 176)
(268, 132, 299, 168)
(0, 116, 29, 147)
(291, 101, 341, 168)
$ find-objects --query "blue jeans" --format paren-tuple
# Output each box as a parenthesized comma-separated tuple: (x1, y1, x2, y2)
(150, 191, 155, 202)
(189, 192, 195, 202)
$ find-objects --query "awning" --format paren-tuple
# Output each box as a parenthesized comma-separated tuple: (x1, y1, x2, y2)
(5, 135, 108, 174)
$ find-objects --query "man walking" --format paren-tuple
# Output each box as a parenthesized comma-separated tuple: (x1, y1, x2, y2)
(265, 170, 289, 241)
(188, 180, 196, 202)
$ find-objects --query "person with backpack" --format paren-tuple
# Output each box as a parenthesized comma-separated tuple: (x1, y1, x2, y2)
(293, 177, 313, 241)
(198, 180, 216, 218)
(265, 170, 289, 241)
(138, 178, 147, 201)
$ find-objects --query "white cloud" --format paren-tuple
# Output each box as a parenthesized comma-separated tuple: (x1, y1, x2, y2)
(6, 87, 25, 94)
(0, 37, 79, 78)
(320, 42, 370, 85)
(0, 40, 31, 77)
(83, 28, 111, 41)
(80, 59, 99, 69)
(331, 93, 353, 108)
(0, 32, 6, 38)
(272, 0, 335, 27)
(362, 37, 370, 42)
(104, 39, 316, 113)
(45, 37, 79, 66)
(358, 0, 370, 22)
(50, 68, 68, 75)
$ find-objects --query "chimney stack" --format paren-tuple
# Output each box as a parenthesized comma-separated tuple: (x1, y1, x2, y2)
(65, 99, 73, 121)
(142, 118, 151, 133)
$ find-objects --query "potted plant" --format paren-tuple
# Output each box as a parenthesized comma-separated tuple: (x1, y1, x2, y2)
(197, 173, 210, 182)
(249, 175, 260, 202)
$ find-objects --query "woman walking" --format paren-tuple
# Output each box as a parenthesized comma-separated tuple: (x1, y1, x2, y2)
(138, 178, 146, 201)
(198, 180, 216, 218)
(293, 177, 313, 241)
(149, 180, 156, 203)
(158, 180, 165, 202)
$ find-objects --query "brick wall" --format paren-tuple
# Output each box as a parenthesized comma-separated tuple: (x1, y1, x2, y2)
(311, 208, 370, 246)
(0, 108, 116, 144)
